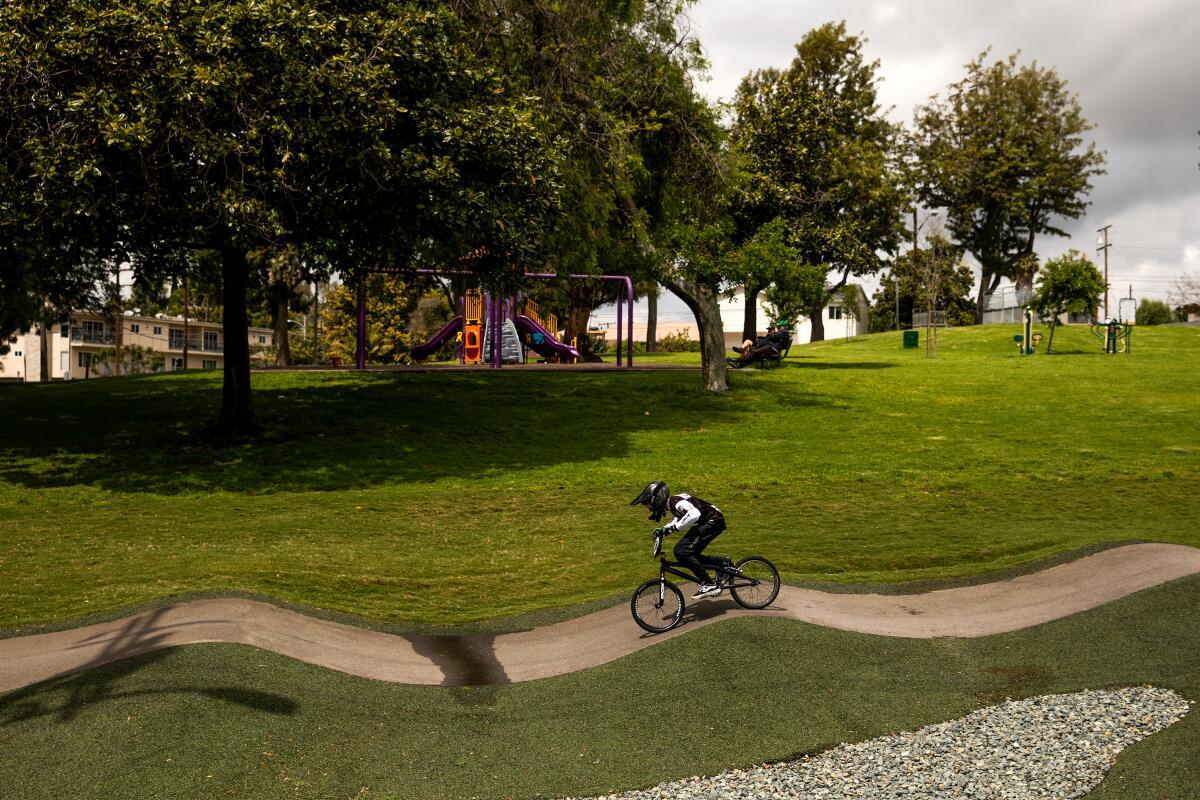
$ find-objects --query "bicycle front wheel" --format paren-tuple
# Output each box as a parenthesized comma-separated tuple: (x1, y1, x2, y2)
(730, 556, 780, 609)
(630, 579, 685, 633)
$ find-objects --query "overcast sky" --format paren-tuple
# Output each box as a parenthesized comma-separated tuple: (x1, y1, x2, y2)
(685, 0, 1200, 311)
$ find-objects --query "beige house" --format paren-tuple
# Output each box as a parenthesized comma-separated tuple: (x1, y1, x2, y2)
(2, 312, 274, 382)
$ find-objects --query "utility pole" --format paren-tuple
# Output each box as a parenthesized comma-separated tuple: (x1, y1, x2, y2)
(911, 208, 920, 333)
(1097, 225, 1112, 320)
(894, 273, 900, 332)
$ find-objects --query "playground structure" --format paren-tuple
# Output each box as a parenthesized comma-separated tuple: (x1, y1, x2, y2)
(354, 269, 636, 369)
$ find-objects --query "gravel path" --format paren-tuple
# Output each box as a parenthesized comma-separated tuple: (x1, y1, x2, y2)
(573, 687, 1189, 800)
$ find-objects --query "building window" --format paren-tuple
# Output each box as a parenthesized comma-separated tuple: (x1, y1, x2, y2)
(130, 323, 140, 334)
(153, 325, 162, 335)
(60, 324, 69, 337)
(258, 335, 266, 344)
(203, 331, 219, 351)
(828, 306, 843, 320)
(171, 357, 184, 371)
(81, 319, 106, 342)
(13, 350, 21, 357)
(202, 359, 217, 370)
(169, 329, 184, 349)
(60, 351, 68, 372)
(78, 352, 93, 368)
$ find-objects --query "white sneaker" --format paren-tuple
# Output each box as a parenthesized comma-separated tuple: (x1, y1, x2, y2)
(692, 583, 721, 599)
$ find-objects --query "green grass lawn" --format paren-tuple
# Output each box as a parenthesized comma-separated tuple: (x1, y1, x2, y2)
(3, 323, 1199, 800)
(1, 323, 1198, 629)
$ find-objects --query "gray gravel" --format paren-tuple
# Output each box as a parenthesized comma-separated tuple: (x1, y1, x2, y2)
(572, 687, 1189, 800)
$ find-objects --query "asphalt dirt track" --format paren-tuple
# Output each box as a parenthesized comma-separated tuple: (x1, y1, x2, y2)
(2, 543, 1198, 692)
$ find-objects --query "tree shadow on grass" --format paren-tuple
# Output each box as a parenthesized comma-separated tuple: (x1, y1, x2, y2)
(0, 609, 297, 726)
(781, 359, 899, 370)
(0, 370, 767, 494)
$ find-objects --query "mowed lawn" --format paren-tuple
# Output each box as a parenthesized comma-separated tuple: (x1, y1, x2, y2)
(1, 324, 1198, 629)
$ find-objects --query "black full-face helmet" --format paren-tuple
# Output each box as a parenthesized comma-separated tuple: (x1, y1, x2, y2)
(631, 480, 670, 522)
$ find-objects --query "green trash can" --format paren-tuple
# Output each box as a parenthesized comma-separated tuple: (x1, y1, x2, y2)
(903, 329, 919, 349)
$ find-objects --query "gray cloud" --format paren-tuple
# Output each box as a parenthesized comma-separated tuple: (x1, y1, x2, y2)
(688, 0, 1200, 306)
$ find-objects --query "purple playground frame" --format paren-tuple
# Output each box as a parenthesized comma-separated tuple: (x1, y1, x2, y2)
(354, 268, 634, 369)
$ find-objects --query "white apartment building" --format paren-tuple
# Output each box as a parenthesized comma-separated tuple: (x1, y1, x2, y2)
(2, 311, 275, 382)
(588, 284, 870, 349)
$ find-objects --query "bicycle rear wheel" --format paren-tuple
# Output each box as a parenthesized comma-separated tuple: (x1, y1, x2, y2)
(729, 556, 780, 609)
(630, 579, 685, 633)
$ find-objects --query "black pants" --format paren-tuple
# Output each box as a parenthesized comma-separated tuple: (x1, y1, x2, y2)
(673, 515, 727, 584)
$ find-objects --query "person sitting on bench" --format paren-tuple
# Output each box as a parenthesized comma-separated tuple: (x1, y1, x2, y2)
(730, 320, 792, 366)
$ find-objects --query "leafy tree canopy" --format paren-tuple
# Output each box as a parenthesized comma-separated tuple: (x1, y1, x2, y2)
(730, 21, 907, 341)
(0, 0, 559, 430)
(1029, 249, 1105, 353)
(450, 1, 714, 341)
(913, 51, 1106, 318)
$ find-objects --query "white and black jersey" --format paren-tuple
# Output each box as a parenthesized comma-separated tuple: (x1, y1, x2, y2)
(663, 493, 723, 534)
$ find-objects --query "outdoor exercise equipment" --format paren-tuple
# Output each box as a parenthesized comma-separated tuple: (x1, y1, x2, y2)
(1090, 318, 1133, 354)
(1013, 309, 1043, 355)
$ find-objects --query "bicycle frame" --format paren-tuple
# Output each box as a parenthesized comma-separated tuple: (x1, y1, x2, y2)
(649, 532, 760, 595)
(655, 556, 757, 592)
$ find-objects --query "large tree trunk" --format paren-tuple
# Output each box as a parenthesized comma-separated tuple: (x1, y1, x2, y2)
(38, 305, 51, 382)
(974, 268, 995, 324)
(809, 301, 825, 342)
(741, 285, 760, 343)
(564, 283, 601, 362)
(218, 244, 258, 434)
(272, 290, 291, 366)
(1013, 268, 1036, 292)
(666, 277, 727, 392)
(645, 289, 657, 352)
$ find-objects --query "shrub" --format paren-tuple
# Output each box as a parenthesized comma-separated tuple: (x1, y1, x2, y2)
(656, 329, 701, 352)
(1136, 299, 1173, 326)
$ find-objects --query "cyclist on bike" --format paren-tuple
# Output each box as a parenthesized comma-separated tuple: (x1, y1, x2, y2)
(631, 481, 728, 599)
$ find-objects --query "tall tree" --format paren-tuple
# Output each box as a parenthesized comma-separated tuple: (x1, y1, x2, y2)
(913, 51, 1106, 321)
(731, 22, 907, 342)
(452, 1, 711, 349)
(0, 0, 557, 432)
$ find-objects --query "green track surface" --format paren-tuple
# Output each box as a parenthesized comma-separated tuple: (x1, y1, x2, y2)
(2, 575, 1198, 799)
(1, 325, 1198, 629)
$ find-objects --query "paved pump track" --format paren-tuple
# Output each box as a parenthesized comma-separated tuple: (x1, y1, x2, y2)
(2, 543, 1198, 692)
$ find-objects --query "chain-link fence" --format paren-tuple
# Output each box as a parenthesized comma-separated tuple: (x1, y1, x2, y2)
(982, 288, 1033, 324)
(911, 310, 948, 328)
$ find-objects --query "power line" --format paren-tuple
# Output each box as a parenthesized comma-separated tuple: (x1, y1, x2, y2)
(1111, 225, 1200, 235)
